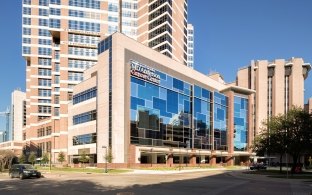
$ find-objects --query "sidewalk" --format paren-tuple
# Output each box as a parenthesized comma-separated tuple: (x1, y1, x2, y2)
(124, 167, 229, 175)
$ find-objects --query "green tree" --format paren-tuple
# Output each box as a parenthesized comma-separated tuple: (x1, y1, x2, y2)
(79, 151, 89, 168)
(28, 152, 37, 165)
(57, 152, 66, 165)
(104, 147, 114, 163)
(0, 150, 15, 172)
(252, 114, 287, 172)
(284, 107, 312, 172)
(252, 107, 312, 173)
(41, 152, 49, 165)
(18, 153, 26, 164)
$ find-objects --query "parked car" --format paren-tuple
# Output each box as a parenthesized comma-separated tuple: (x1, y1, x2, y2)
(249, 163, 267, 170)
(9, 164, 41, 180)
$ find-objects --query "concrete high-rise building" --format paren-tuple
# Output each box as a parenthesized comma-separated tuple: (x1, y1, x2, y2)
(236, 58, 311, 136)
(0, 132, 4, 143)
(67, 33, 254, 167)
(187, 24, 194, 68)
(305, 98, 312, 113)
(137, 0, 189, 65)
(22, 0, 190, 162)
(11, 90, 26, 141)
(0, 90, 25, 155)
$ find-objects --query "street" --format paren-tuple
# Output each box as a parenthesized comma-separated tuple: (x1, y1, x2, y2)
(0, 169, 311, 195)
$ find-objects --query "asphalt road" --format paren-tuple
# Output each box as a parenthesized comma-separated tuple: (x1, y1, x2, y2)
(0, 170, 311, 195)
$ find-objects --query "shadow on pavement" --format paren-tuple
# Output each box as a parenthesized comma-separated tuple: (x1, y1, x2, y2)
(0, 170, 309, 195)
(0, 178, 109, 195)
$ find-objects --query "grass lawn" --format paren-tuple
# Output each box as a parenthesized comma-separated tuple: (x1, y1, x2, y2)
(137, 165, 235, 171)
(35, 166, 131, 174)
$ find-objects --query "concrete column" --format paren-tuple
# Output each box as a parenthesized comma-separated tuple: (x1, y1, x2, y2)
(179, 155, 183, 164)
(248, 94, 254, 153)
(166, 153, 173, 167)
(225, 156, 234, 166)
(224, 91, 234, 155)
(151, 153, 157, 164)
(210, 155, 216, 166)
(189, 153, 196, 165)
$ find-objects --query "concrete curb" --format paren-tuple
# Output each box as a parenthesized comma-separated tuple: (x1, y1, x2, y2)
(123, 168, 229, 175)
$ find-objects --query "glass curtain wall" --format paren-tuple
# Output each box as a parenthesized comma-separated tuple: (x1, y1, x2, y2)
(130, 61, 192, 148)
(213, 92, 228, 150)
(193, 85, 212, 149)
(130, 61, 230, 150)
(234, 96, 248, 151)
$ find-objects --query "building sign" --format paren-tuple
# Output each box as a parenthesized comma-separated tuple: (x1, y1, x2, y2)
(130, 60, 160, 85)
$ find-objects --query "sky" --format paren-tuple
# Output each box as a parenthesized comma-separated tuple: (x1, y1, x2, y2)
(0, 0, 311, 130)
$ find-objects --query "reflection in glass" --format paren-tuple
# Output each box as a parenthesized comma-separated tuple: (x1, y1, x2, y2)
(234, 96, 248, 151)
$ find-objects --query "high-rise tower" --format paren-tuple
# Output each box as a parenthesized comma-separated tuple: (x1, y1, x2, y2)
(137, 0, 188, 65)
(187, 23, 194, 68)
(22, 0, 190, 162)
(236, 58, 311, 136)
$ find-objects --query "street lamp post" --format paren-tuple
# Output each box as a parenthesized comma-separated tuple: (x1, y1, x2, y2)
(102, 146, 108, 173)
(150, 148, 153, 167)
(186, 149, 188, 167)
(49, 150, 52, 171)
(199, 149, 201, 167)
(179, 143, 181, 171)
(286, 148, 288, 179)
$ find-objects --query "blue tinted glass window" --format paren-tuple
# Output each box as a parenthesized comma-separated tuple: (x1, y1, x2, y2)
(39, 19, 48, 26)
(194, 85, 201, 98)
(50, 0, 61, 5)
(73, 110, 96, 125)
(194, 98, 201, 113)
(69, 0, 100, 9)
(23, 46, 31, 54)
(166, 90, 178, 114)
(49, 19, 60, 28)
(173, 78, 184, 91)
(23, 28, 31, 35)
(234, 96, 248, 151)
(202, 89, 210, 99)
(39, 0, 48, 6)
(50, 8, 61, 15)
(214, 92, 228, 150)
(39, 29, 50, 36)
(68, 20, 100, 32)
(98, 36, 112, 54)
(184, 100, 190, 113)
(23, 7, 31, 15)
(131, 97, 145, 110)
(23, 0, 31, 5)
(73, 133, 96, 145)
(23, 17, 31, 25)
(39, 8, 48, 16)
(130, 61, 194, 149)
(73, 87, 97, 105)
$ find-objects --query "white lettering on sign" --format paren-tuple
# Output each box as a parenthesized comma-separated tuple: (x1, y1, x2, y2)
(130, 60, 160, 85)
